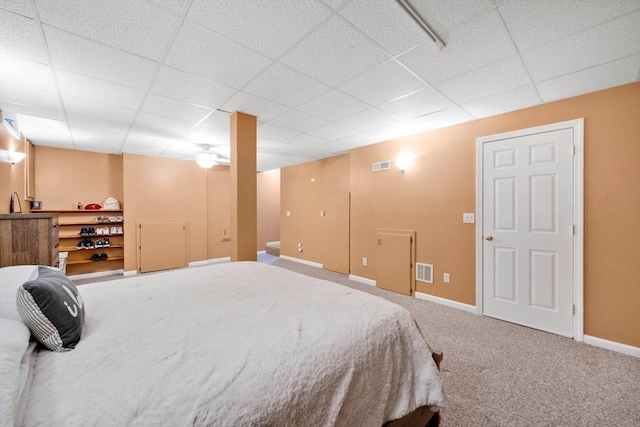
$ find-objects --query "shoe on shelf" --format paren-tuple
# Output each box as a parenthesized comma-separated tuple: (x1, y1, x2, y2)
(80, 227, 88, 237)
(110, 226, 118, 235)
(117, 226, 124, 234)
(91, 253, 100, 261)
(115, 216, 123, 222)
(88, 227, 97, 236)
(108, 216, 117, 222)
(95, 239, 103, 248)
(85, 239, 95, 249)
(99, 253, 108, 261)
(76, 240, 84, 249)
(102, 238, 110, 248)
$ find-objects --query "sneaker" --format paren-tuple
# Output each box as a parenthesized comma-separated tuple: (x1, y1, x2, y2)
(76, 240, 84, 249)
(95, 239, 103, 248)
(85, 239, 94, 249)
(110, 226, 118, 235)
(80, 227, 88, 237)
(117, 226, 123, 234)
(102, 238, 110, 248)
(91, 253, 100, 261)
(99, 253, 108, 261)
(109, 216, 117, 222)
(115, 216, 123, 222)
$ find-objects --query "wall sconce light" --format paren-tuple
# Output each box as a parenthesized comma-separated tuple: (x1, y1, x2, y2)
(0, 149, 27, 165)
(395, 151, 414, 172)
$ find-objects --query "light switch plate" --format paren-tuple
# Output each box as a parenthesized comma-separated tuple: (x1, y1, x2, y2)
(463, 213, 475, 223)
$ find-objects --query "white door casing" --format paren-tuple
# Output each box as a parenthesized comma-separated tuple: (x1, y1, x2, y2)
(476, 119, 584, 340)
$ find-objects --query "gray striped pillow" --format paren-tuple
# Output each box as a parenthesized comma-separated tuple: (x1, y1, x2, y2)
(16, 267, 85, 351)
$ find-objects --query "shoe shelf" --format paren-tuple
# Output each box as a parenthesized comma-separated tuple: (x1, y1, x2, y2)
(39, 209, 124, 275)
(67, 256, 124, 265)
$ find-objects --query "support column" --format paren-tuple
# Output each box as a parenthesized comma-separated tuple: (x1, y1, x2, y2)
(230, 112, 257, 261)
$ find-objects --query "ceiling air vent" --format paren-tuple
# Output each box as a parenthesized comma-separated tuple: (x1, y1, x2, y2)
(416, 263, 433, 283)
(372, 160, 391, 171)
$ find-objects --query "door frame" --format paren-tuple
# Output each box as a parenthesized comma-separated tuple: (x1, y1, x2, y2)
(475, 119, 584, 341)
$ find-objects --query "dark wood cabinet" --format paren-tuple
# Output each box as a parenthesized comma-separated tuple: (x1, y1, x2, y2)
(0, 214, 59, 268)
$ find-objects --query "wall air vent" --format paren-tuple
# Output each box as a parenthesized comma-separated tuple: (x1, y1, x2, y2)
(372, 160, 391, 171)
(416, 263, 433, 283)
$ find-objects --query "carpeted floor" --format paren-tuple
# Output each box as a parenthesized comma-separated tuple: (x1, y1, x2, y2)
(74, 258, 640, 426)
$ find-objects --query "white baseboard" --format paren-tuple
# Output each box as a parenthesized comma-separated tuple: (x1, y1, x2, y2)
(414, 292, 477, 314)
(123, 270, 137, 277)
(584, 335, 640, 358)
(280, 255, 323, 268)
(68, 269, 124, 280)
(348, 275, 376, 287)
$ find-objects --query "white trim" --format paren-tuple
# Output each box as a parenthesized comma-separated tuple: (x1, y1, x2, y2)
(67, 269, 124, 280)
(584, 335, 640, 358)
(475, 119, 585, 340)
(348, 275, 376, 286)
(189, 260, 211, 267)
(280, 255, 323, 268)
(415, 292, 477, 314)
(123, 270, 137, 277)
(207, 257, 231, 265)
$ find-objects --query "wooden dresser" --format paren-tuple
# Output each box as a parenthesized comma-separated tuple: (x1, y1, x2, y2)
(0, 213, 60, 268)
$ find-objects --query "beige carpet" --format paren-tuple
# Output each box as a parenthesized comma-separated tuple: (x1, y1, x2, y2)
(271, 259, 640, 427)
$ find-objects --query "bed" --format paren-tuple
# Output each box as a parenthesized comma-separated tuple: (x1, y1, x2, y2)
(0, 262, 445, 426)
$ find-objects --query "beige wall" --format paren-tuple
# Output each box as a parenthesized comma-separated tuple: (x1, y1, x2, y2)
(280, 154, 350, 263)
(34, 146, 123, 210)
(207, 165, 231, 260)
(281, 83, 640, 348)
(122, 153, 208, 271)
(257, 169, 280, 250)
(0, 120, 29, 214)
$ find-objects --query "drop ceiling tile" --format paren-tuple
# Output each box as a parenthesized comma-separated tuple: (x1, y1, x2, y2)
(55, 69, 146, 110)
(0, 101, 64, 121)
(410, 0, 496, 38)
(339, 0, 428, 55)
(398, 11, 514, 84)
(313, 140, 355, 154)
(536, 54, 640, 103)
(70, 127, 126, 152)
(370, 121, 424, 142)
(165, 21, 271, 89)
(187, 0, 330, 58)
(335, 130, 379, 147)
(500, 0, 640, 53)
(62, 97, 138, 123)
(523, 12, 640, 82)
(162, 142, 203, 160)
(379, 86, 454, 120)
(284, 133, 330, 149)
(134, 112, 194, 137)
(297, 89, 369, 121)
(435, 56, 529, 104)
(151, 66, 237, 109)
(182, 124, 228, 146)
(410, 106, 474, 131)
(258, 139, 306, 155)
(122, 141, 169, 157)
(319, 0, 350, 10)
(125, 128, 177, 146)
(338, 60, 426, 106)
(462, 84, 541, 118)
(200, 110, 231, 130)
(0, 87, 61, 111)
(281, 16, 389, 86)
(16, 115, 72, 147)
(258, 152, 314, 168)
(36, 0, 178, 60)
(257, 123, 299, 141)
(0, 9, 48, 63)
(308, 122, 359, 140)
(44, 26, 157, 90)
(336, 107, 399, 132)
(0, 54, 56, 93)
(268, 110, 329, 133)
(243, 63, 329, 108)
(0, 0, 33, 18)
(221, 92, 289, 122)
(146, 0, 188, 15)
(67, 114, 132, 135)
(291, 147, 335, 160)
(141, 94, 213, 123)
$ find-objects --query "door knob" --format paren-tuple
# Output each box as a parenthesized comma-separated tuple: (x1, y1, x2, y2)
(484, 235, 493, 241)
(378, 239, 382, 245)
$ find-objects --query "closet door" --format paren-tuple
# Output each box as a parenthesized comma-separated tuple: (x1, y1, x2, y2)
(321, 193, 350, 274)
(376, 230, 414, 296)
(138, 221, 188, 273)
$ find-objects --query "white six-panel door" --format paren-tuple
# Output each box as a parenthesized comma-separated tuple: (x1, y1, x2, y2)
(481, 127, 575, 337)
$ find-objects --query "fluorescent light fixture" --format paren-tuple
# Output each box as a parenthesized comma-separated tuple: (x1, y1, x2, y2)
(196, 151, 218, 168)
(394, 0, 446, 50)
(0, 149, 27, 164)
(395, 151, 415, 172)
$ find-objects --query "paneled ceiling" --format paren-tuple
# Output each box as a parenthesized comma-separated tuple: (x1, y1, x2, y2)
(1, 0, 638, 171)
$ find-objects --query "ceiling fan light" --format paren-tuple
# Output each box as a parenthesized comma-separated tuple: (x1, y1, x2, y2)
(196, 151, 218, 168)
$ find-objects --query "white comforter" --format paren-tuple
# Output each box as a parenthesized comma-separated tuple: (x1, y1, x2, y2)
(21, 262, 444, 426)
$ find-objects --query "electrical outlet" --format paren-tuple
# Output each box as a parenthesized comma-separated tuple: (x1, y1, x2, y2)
(463, 213, 475, 223)
(297, 243, 303, 253)
(443, 273, 450, 283)
(286, 211, 291, 217)
(362, 257, 367, 266)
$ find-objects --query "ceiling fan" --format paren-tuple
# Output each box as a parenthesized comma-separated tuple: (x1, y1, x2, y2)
(195, 144, 230, 169)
